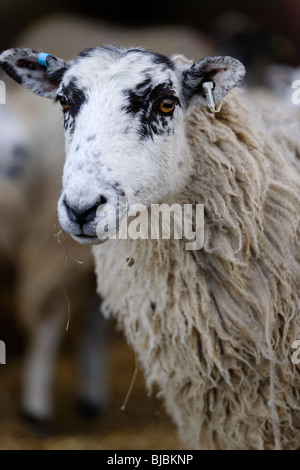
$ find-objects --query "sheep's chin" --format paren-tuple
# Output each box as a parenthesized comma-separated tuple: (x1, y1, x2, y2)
(70, 234, 107, 245)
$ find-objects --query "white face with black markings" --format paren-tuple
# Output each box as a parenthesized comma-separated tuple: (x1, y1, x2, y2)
(0, 46, 245, 244)
(56, 48, 193, 243)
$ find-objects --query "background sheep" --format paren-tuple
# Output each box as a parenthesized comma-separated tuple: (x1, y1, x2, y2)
(2, 44, 300, 450)
(0, 102, 30, 264)
(0, 80, 110, 426)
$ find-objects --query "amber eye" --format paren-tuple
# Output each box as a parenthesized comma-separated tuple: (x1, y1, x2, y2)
(59, 96, 69, 110)
(159, 98, 175, 114)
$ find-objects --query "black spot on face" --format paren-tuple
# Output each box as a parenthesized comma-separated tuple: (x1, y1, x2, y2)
(151, 53, 174, 70)
(111, 181, 125, 196)
(87, 134, 96, 142)
(58, 79, 87, 118)
(142, 67, 154, 75)
(63, 113, 75, 133)
(78, 45, 122, 60)
(92, 150, 101, 159)
(126, 49, 174, 71)
(47, 65, 68, 88)
(56, 78, 87, 133)
(78, 47, 97, 58)
(122, 80, 180, 140)
(136, 77, 152, 90)
(126, 48, 151, 56)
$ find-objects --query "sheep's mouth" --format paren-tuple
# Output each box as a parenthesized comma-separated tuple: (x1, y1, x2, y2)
(76, 234, 96, 239)
(71, 233, 107, 245)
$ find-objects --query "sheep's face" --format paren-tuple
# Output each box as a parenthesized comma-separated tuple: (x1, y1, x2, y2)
(56, 49, 191, 243)
(0, 46, 245, 244)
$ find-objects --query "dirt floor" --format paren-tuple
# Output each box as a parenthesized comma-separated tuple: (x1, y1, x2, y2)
(0, 331, 183, 450)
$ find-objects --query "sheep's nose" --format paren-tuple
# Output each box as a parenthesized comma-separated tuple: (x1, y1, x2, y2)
(64, 196, 107, 226)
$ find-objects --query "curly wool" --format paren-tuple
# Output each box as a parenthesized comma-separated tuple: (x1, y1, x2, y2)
(93, 88, 300, 450)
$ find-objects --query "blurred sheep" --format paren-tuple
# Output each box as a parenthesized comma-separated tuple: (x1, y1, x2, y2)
(0, 102, 30, 263)
(0, 83, 110, 427)
(264, 63, 300, 105)
(243, 63, 300, 112)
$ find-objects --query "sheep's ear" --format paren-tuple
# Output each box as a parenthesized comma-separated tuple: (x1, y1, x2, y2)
(0, 48, 69, 99)
(182, 56, 245, 107)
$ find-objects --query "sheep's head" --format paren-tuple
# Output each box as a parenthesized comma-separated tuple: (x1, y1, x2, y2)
(0, 46, 245, 244)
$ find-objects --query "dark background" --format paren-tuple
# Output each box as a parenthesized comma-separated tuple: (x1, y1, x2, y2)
(1, 0, 300, 67)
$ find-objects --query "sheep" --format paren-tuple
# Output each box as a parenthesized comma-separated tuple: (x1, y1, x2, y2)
(0, 102, 30, 263)
(1, 16, 215, 434)
(264, 64, 300, 105)
(0, 83, 110, 427)
(1, 45, 300, 450)
(244, 64, 300, 112)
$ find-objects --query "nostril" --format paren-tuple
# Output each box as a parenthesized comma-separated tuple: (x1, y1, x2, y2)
(64, 196, 108, 226)
(64, 199, 80, 223)
(99, 195, 107, 205)
(82, 203, 99, 223)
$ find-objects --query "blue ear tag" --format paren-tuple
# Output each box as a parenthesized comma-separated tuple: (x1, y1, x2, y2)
(38, 52, 52, 68)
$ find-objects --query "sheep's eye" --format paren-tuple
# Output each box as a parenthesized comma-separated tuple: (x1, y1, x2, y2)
(58, 96, 69, 110)
(159, 98, 176, 114)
